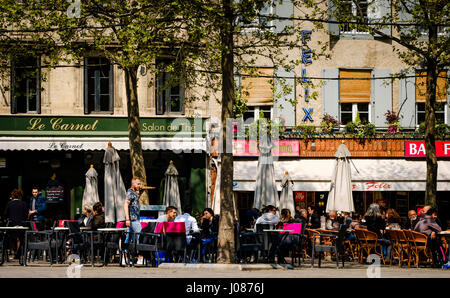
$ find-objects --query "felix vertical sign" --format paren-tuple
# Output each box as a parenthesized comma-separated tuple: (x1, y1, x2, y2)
(301, 30, 313, 122)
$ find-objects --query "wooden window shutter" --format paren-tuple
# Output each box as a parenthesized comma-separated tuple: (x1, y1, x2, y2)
(108, 62, 114, 114)
(340, 69, 371, 103)
(241, 67, 274, 106)
(36, 56, 41, 114)
(10, 60, 17, 114)
(83, 57, 89, 114)
(416, 70, 447, 102)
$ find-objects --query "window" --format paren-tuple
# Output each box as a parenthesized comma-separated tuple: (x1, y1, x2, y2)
(84, 57, 114, 114)
(416, 70, 447, 102)
(11, 56, 40, 114)
(243, 106, 272, 122)
(339, 69, 372, 124)
(240, 3, 273, 31)
(155, 59, 184, 115)
(340, 0, 369, 34)
(340, 103, 370, 124)
(241, 67, 274, 107)
(415, 70, 447, 125)
(416, 102, 446, 125)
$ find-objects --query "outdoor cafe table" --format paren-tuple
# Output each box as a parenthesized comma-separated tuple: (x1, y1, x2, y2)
(438, 231, 450, 266)
(262, 229, 294, 264)
(51, 227, 89, 263)
(85, 228, 128, 267)
(0, 226, 29, 265)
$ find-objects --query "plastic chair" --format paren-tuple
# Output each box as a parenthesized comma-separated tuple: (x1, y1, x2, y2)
(23, 229, 54, 266)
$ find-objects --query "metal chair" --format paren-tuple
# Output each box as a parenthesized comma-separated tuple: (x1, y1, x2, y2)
(134, 231, 163, 266)
(311, 224, 348, 269)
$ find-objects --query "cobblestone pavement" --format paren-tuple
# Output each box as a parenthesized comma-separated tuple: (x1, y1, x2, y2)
(0, 259, 449, 278)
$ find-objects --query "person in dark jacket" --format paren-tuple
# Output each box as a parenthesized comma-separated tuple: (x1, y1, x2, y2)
(29, 187, 46, 230)
(404, 210, 420, 230)
(200, 208, 219, 262)
(87, 202, 105, 231)
(307, 205, 320, 229)
(4, 189, 28, 258)
(364, 203, 391, 260)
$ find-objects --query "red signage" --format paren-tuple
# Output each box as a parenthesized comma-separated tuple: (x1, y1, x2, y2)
(352, 182, 392, 191)
(233, 140, 300, 156)
(295, 191, 305, 202)
(405, 141, 450, 157)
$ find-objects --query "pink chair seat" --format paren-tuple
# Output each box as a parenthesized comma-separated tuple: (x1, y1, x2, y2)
(154, 222, 186, 233)
(280, 223, 302, 234)
(116, 222, 125, 228)
(140, 222, 149, 229)
(59, 220, 77, 227)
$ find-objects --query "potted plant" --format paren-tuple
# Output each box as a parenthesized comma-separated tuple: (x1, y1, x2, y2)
(385, 110, 401, 134)
(320, 113, 341, 133)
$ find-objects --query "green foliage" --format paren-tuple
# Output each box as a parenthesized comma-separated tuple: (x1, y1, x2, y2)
(294, 124, 316, 138)
(345, 121, 375, 138)
(320, 113, 340, 133)
(418, 122, 450, 140)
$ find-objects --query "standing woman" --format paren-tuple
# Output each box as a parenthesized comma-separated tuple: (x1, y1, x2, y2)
(3, 189, 28, 259)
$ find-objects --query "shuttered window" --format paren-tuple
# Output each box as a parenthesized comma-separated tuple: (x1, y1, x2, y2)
(339, 69, 371, 103)
(11, 55, 41, 114)
(416, 70, 447, 102)
(84, 57, 114, 114)
(241, 67, 274, 106)
(155, 59, 185, 115)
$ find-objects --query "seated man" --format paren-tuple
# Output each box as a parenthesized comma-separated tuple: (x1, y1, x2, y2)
(414, 207, 443, 266)
(174, 206, 200, 245)
(156, 206, 178, 223)
(255, 205, 280, 226)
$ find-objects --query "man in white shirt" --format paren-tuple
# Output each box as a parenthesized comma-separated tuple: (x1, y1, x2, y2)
(174, 206, 200, 245)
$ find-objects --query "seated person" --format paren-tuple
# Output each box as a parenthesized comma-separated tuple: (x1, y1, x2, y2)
(86, 202, 105, 231)
(278, 209, 296, 226)
(255, 205, 280, 227)
(386, 208, 402, 230)
(156, 206, 178, 223)
(414, 207, 443, 266)
(174, 206, 200, 245)
(200, 208, 219, 262)
(77, 205, 93, 227)
(325, 210, 339, 231)
(404, 210, 419, 230)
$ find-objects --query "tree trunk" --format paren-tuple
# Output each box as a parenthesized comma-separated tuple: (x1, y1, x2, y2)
(216, 0, 235, 264)
(424, 24, 438, 208)
(124, 66, 149, 205)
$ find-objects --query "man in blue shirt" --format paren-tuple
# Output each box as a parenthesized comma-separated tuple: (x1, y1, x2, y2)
(29, 187, 46, 230)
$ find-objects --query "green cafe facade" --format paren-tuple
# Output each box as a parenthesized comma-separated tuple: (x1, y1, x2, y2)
(0, 115, 208, 220)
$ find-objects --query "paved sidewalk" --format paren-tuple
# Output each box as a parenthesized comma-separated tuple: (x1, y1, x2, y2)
(0, 260, 449, 278)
